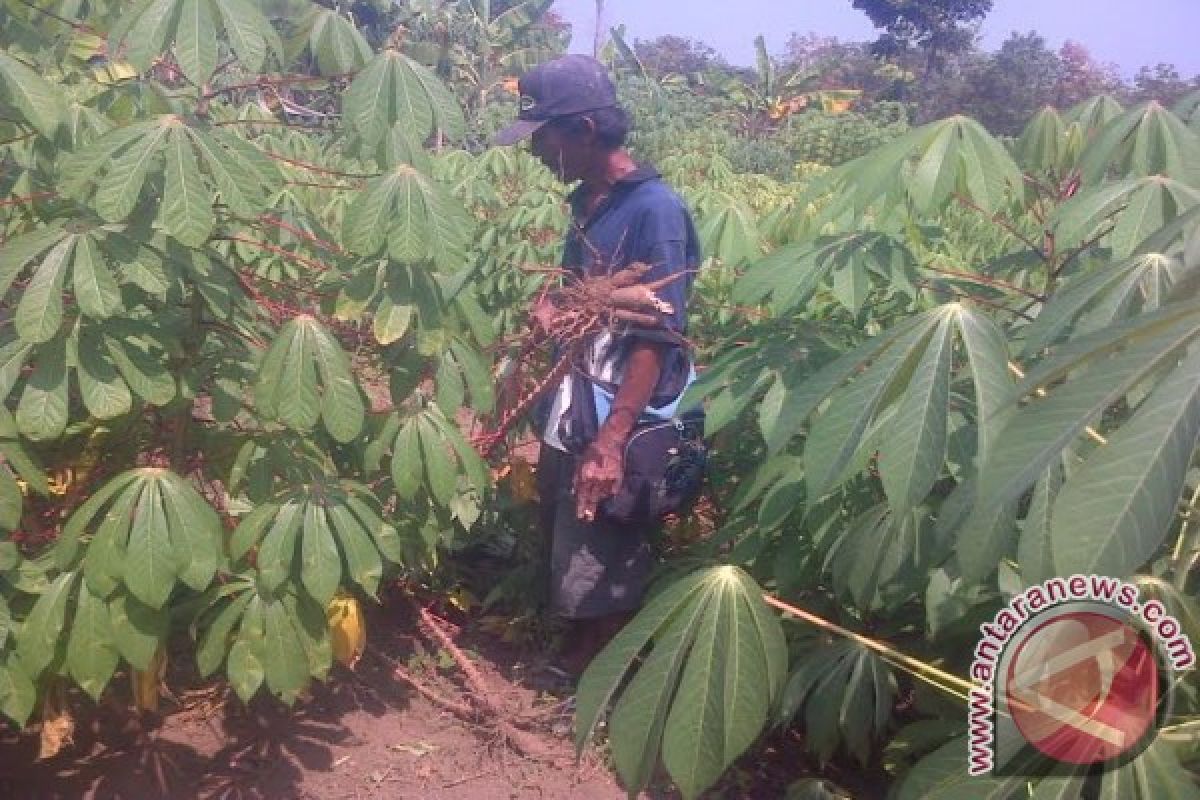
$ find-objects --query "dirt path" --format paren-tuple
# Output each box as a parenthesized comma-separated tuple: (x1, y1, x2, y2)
(0, 602, 624, 800)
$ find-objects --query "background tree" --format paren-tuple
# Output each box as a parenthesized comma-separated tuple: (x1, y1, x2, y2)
(633, 34, 727, 77)
(963, 31, 1064, 135)
(852, 0, 993, 76)
(1054, 40, 1122, 108)
(1128, 62, 1200, 106)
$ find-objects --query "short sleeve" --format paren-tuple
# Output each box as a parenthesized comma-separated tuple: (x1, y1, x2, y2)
(627, 200, 693, 338)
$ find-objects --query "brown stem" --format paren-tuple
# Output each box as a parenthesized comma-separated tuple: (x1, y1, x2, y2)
(953, 192, 1041, 254)
(253, 214, 346, 254)
(412, 602, 554, 760)
(217, 234, 335, 274)
(922, 264, 1045, 302)
(260, 149, 381, 179)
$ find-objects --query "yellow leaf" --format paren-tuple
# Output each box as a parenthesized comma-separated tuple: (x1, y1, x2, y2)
(507, 456, 537, 504)
(131, 647, 167, 713)
(328, 592, 366, 668)
(37, 683, 73, 760)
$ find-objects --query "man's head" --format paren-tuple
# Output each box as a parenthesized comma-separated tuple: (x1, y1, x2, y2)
(493, 55, 630, 181)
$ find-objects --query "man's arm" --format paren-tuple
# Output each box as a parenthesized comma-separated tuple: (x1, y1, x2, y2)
(574, 340, 664, 521)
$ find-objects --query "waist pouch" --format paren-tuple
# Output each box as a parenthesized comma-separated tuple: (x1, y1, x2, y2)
(559, 365, 707, 525)
(599, 410, 707, 526)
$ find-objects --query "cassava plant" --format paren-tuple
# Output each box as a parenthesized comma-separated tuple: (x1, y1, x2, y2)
(0, 0, 497, 739)
(573, 97, 1200, 797)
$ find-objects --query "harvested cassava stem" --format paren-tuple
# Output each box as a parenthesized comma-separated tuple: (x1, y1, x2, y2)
(471, 263, 687, 458)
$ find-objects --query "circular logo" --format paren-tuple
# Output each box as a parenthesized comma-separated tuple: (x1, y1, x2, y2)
(1004, 611, 1159, 766)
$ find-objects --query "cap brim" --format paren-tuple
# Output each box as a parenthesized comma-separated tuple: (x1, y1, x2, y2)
(492, 118, 547, 146)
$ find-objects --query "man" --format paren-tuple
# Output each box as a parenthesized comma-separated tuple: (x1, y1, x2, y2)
(493, 55, 701, 675)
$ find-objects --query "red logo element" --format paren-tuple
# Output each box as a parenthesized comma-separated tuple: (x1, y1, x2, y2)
(1005, 612, 1158, 765)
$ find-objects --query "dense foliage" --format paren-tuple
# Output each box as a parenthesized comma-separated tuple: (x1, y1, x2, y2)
(2, 2, 1200, 799)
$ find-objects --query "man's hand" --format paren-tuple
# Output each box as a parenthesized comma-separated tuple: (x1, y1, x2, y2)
(575, 433, 624, 521)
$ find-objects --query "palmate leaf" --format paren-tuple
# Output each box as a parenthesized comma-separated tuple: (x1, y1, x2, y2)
(383, 407, 487, 507)
(1015, 106, 1070, 174)
(956, 301, 1200, 579)
(1052, 176, 1200, 259)
(111, 0, 281, 85)
(199, 578, 329, 704)
(734, 232, 919, 315)
(230, 481, 400, 602)
(807, 115, 1023, 218)
(575, 566, 787, 800)
(254, 316, 365, 443)
(62, 117, 280, 233)
(1079, 101, 1200, 185)
(1050, 345, 1200, 577)
(304, 9, 372, 76)
(777, 639, 894, 765)
(342, 165, 474, 270)
(53, 469, 222, 609)
(342, 50, 465, 147)
(1066, 94, 1124, 135)
(694, 191, 765, 267)
(0, 228, 129, 347)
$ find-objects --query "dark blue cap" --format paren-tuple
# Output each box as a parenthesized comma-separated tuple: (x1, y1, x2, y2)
(492, 55, 618, 146)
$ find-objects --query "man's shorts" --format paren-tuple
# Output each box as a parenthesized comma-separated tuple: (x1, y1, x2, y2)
(537, 445, 655, 620)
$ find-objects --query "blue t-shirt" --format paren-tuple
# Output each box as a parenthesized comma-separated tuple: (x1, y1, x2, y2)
(539, 165, 701, 450)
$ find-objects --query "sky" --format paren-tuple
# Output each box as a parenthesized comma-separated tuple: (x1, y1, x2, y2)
(550, 0, 1200, 79)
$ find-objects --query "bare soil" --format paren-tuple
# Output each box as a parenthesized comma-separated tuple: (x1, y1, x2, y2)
(0, 598, 624, 800)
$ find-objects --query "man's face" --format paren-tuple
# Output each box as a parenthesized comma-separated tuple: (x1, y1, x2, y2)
(529, 118, 592, 182)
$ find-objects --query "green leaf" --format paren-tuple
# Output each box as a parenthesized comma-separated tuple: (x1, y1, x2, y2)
(417, 414, 455, 505)
(275, 320, 321, 432)
(159, 473, 219, 590)
(327, 500, 382, 596)
(228, 596, 265, 702)
(262, 596, 309, 698)
(189, 128, 264, 216)
(15, 236, 74, 344)
(0, 662, 37, 726)
(805, 314, 941, 499)
(82, 479, 140, 597)
(17, 571, 76, 677)
(77, 329, 134, 419)
(1052, 346, 1200, 577)
(72, 235, 122, 319)
(954, 305, 1016, 463)
(211, 0, 278, 73)
(307, 322, 364, 443)
(964, 307, 1200, 547)
(0, 223, 67, 300)
(257, 500, 302, 593)
(344, 492, 406, 564)
(609, 579, 712, 792)
(373, 282, 413, 345)
(0, 48, 64, 136)
(16, 337, 69, 441)
(175, 0, 218, 86)
(93, 121, 170, 222)
(123, 478, 177, 608)
(160, 126, 214, 246)
(577, 567, 785, 800)
(106, 335, 176, 405)
(197, 591, 252, 676)
(119, 0, 183, 73)
(300, 502, 340, 605)
(108, 591, 167, 671)
(0, 467, 20, 532)
(67, 585, 120, 701)
(879, 314, 954, 511)
(308, 9, 371, 76)
(1017, 464, 1063, 587)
